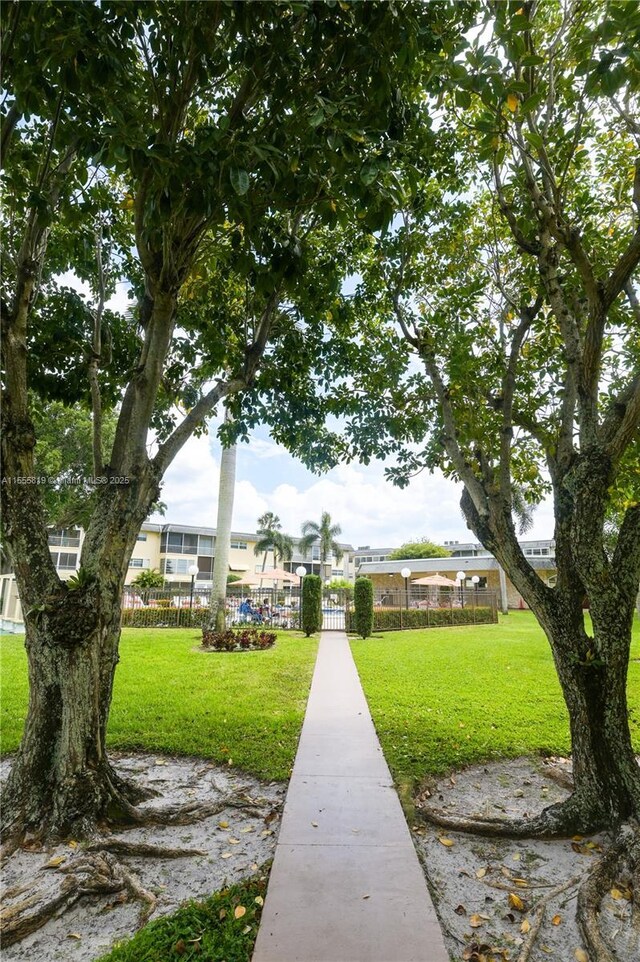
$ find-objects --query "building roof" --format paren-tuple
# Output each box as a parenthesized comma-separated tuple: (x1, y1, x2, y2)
(358, 556, 556, 575)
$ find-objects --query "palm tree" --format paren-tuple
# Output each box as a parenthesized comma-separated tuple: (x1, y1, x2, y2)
(209, 411, 238, 631)
(299, 511, 343, 579)
(254, 514, 294, 583)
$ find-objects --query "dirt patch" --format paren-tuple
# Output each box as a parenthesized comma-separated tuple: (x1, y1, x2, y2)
(412, 757, 638, 962)
(0, 753, 285, 962)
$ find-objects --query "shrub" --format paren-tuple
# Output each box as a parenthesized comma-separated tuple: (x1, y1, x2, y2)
(121, 606, 209, 628)
(201, 626, 276, 652)
(346, 605, 497, 632)
(353, 577, 373, 639)
(301, 574, 322, 636)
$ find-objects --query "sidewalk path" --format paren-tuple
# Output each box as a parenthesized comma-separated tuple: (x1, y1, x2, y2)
(252, 631, 449, 962)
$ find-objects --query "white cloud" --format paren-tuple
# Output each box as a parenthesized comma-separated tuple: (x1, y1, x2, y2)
(149, 427, 555, 548)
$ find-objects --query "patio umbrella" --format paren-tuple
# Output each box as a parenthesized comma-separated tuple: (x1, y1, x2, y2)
(259, 567, 301, 584)
(411, 574, 458, 587)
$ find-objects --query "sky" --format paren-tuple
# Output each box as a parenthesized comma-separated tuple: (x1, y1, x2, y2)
(147, 422, 556, 549)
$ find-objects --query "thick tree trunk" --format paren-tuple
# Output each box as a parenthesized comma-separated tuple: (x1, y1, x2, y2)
(544, 612, 640, 830)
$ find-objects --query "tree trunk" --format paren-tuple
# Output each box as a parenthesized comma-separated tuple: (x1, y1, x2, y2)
(208, 417, 237, 632)
(543, 608, 640, 830)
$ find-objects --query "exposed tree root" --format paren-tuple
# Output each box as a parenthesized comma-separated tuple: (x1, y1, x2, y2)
(1, 850, 159, 947)
(114, 792, 270, 828)
(576, 822, 640, 962)
(516, 873, 584, 962)
(418, 792, 604, 838)
(85, 838, 207, 859)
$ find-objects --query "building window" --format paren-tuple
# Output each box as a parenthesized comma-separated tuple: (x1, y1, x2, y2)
(162, 558, 191, 575)
(198, 535, 214, 555)
(230, 540, 248, 550)
(137, 533, 147, 542)
(48, 528, 81, 548)
(129, 558, 150, 569)
(53, 552, 78, 570)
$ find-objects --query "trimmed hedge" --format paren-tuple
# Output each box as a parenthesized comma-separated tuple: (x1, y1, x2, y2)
(346, 605, 497, 633)
(301, 574, 322, 636)
(353, 577, 374, 639)
(121, 606, 209, 628)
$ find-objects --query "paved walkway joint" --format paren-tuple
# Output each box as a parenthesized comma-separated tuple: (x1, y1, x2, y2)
(252, 631, 449, 962)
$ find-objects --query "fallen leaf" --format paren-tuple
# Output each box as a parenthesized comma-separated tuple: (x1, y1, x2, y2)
(552, 914, 561, 925)
(173, 940, 187, 956)
(501, 866, 512, 878)
(572, 835, 584, 842)
(574, 950, 589, 962)
(68, 840, 78, 849)
(68, 933, 82, 940)
(512, 853, 521, 861)
(514, 878, 529, 887)
(218, 821, 229, 829)
(455, 904, 467, 915)
(610, 888, 623, 900)
(219, 909, 227, 920)
(521, 919, 531, 934)
(311, 821, 318, 828)
(228, 838, 241, 845)
(44, 855, 67, 868)
(234, 905, 246, 919)
(508, 892, 526, 912)
(254, 896, 264, 906)
(240, 826, 253, 834)
(438, 837, 455, 847)
(242, 924, 251, 934)
(220, 852, 233, 859)
(469, 913, 484, 927)
(476, 868, 487, 879)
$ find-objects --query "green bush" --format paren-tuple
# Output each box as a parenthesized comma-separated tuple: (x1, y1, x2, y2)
(121, 606, 209, 628)
(301, 574, 322, 636)
(346, 605, 496, 632)
(353, 577, 374, 639)
(201, 627, 276, 652)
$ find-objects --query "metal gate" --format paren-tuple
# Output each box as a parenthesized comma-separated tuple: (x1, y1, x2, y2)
(321, 588, 348, 630)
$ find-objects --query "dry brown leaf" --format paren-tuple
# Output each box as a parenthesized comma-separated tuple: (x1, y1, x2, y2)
(520, 919, 531, 934)
(219, 909, 227, 920)
(574, 950, 589, 962)
(469, 913, 484, 928)
(234, 905, 246, 919)
(476, 868, 487, 879)
(220, 852, 233, 859)
(454, 904, 467, 916)
(68, 933, 82, 940)
(44, 855, 67, 868)
(228, 838, 240, 845)
(551, 914, 562, 925)
(508, 892, 526, 912)
(68, 841, 78, 849)
(438, 837, 455, 847)
(254, 896, 264, 906)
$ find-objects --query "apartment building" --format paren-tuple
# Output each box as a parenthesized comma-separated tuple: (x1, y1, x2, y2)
(355, 539, 557, 612)
(0, 521, 355, 629)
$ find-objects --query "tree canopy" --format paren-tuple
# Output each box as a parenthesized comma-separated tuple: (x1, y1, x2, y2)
(387, 539, 451, 560)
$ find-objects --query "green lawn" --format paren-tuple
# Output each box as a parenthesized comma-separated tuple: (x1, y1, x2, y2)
(351, 610, 640, 793)
(0, 629, 319, 781)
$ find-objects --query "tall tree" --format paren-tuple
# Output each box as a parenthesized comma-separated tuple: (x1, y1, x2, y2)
(254, 513, 294, 581)
(332, 1, 640, 842)
(387, 539, 451, 560)
(1, 0, 454, 841)
(299, 511, 343, 579)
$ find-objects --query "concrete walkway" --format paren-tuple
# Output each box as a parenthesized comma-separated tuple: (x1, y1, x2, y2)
(252, 632, 448, 962)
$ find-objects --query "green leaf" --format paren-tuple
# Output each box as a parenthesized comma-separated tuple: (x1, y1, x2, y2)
(229, 168, 250, 196)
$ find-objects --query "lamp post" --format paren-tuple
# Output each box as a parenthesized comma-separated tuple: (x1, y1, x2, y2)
(296, 566, 307, 630)
(472, 575, 480, 594)
(401, 567, 411, 612)
(188, 563, 199, 614)
(456, 570, 465, 608)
